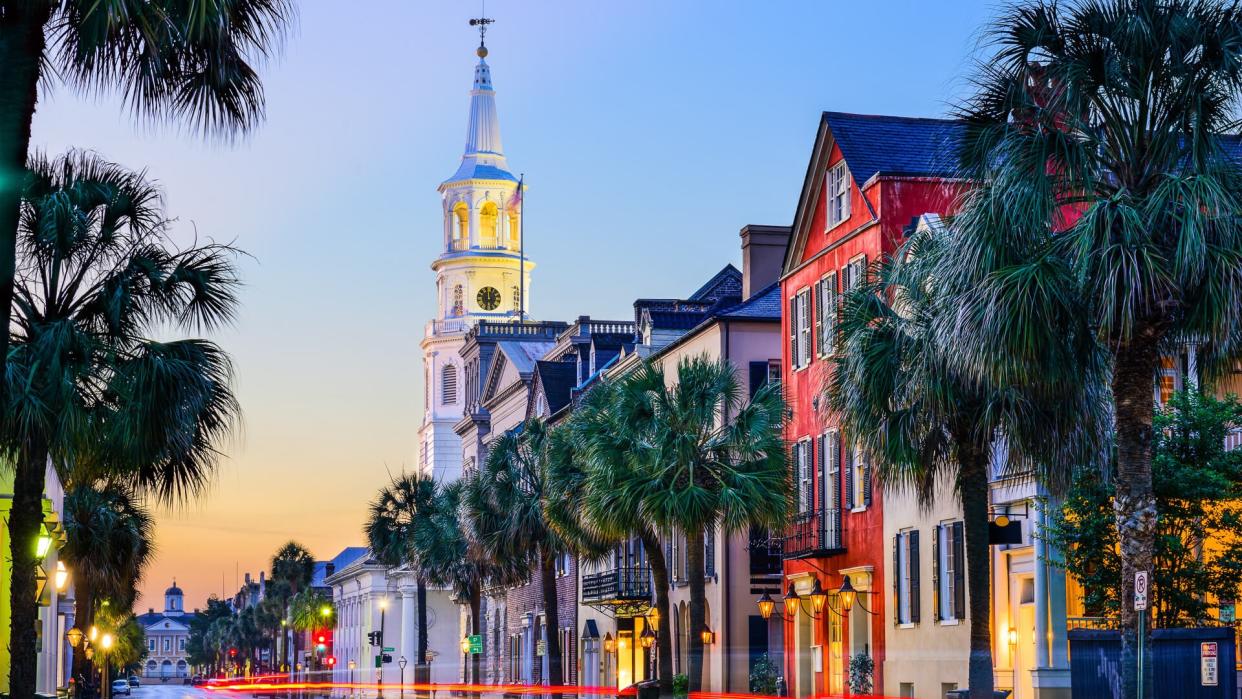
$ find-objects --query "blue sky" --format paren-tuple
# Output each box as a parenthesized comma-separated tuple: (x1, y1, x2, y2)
(29, 0, 994, 609)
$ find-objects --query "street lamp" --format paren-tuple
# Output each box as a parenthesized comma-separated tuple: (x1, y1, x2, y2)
(89, 626, 99, 643)
(602, 633, 615, 654)
(700, 625, 715, 645)
(645, 606, 661, 631)
(759, 577, 875, 621)
(100, 633, 114, 699)
(54, 561, 69, 592)
(460, 636, 470, 655)
(66, 627, 84, 648)
(35, 531, 53, 560)
(320, 605, 333, 618)
(398, 656, 408, 699)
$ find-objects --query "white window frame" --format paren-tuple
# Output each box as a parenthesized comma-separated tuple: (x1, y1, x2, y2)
(852, 444, 868, 511)
(791, 288, 812, 371)
(827, 162, 851, 230)
(796, 438, 813, 515)
(816, 272, 838, 357)
(843, 254, 867, 293)
(822, 429, 841, 548)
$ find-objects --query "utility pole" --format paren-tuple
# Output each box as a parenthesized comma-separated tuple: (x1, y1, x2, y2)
(378, 599, 387, 699)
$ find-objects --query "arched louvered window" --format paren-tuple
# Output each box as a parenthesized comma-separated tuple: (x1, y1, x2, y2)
(452, 285, 464, 316)
(442, 364, 458, 404)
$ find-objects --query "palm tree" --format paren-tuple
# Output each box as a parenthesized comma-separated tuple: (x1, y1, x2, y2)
(365, 474, 438, 669)
(569, 377, 676, 692)
(951, 2, 1242, 694)
(463, 418, 583, 687)
(2, 151, 241, 697)
(61, 483, 154, 683)
(588, 356, 789, 691)
(0, 0, 294, 392)
(270, 541, 315, 670)
(829, 225, 1103, 699)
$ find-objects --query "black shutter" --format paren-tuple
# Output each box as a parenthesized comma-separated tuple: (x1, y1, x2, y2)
(813, 280, 823, 357)
(789, 297, 797, 368)
(863, 450, 873, 507)
(952, 521, 966, 619)
(705, 527, 716, 577)
(892, 534, 900, 625)
(833, 434, 843, 545)
(932, 525, 941, 622)
(844, 445, 855, 510)
(749, 361, 768, 399)
(909, 530, 921, 624)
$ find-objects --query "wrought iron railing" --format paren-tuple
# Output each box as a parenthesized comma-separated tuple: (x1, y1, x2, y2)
(782, 509, 843, 559)
(582, 566, 652, 603)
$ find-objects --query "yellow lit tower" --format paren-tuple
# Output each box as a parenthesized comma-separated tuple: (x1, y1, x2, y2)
(418, 27, 532, 481)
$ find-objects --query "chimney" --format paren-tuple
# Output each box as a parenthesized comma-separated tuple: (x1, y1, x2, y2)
(326, 562, 336, 577)
(148, 608, 154, 614)
(739, 224, 792, 300)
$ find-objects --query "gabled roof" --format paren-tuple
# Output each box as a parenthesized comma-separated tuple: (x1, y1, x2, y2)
(823, 112, 964, 187)
(783, 111, 965, 276)
(712, 282, 781, 320)
(688, 264, 742, 302)
(528, 360, 577, 418)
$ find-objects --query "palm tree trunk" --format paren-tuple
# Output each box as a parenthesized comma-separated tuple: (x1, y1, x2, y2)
(959, 442, 995, 699)
(9, 441, 50, 699)
(685, 528, 706, 693)
(539, 548, 564, 686)
(0, 3, 49, 387)
(639, 529, 673, 694)
(72, 577, 96, 689)
(1113, 341, 1160, 699)
(468, 583, 482, 685)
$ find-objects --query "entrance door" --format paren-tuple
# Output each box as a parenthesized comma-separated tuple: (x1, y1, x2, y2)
(1016, 601, 1036, 699)
(796, 610, 813, 697)
(827, 593, 844, 695)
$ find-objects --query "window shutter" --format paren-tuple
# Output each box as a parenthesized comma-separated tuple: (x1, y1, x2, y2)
(705, 528, 716, 577)
(909, 530, 921, 624)
(801, 442, 813, 514)
(932, 525, 942, 622)
(749, 361, 768, 400)
(892, 534, 901, 626)
(789, 297, 797, 368)
(844, 444, 855, 510)
(952, 521, 966, 619)
(842, 168, 851, 220)
(863, 450, 873, 507)
(816, 434, 825, 515)
(824, 273, 837, 355)
(799, 291, 811, 367)
(813, 280, 823, 357)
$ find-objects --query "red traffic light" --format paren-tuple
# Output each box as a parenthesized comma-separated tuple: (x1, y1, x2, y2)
(326, 656, 337, 666)
(228, 648, 237, 657)
(317, 635, 326, 643)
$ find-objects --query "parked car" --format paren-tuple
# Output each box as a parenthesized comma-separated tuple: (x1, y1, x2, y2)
(190, 676, 204, 686)
(127, 677, 140, 688)
(111, 679, 131, 696)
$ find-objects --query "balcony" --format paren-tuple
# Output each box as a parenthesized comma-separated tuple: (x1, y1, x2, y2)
(582, 566, 652, 617)
(782, 509, 844, 559)
(425, 318, 468, 337)
(446, 241, 519, 253)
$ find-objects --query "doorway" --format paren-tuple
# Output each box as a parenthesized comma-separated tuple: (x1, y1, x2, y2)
(1012, 575, 1036, 699)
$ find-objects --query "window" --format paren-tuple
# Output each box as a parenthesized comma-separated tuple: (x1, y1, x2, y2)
(512, 286, 521, 314)
(827, 162, 851, 229)
(894, 530, 921, 625)
(767, 360, 781, 385)
(816, 272, 838, 357)
(843, 255, 867, 293)
(452, 284, 464, 316)
(555, 552, 571, 577)
(179, 638, 186, 651)
(795, 439, 813, 514)
(149, 639, 156, 652)
(847, 444, 871, 510)
(789, 288, 812, 370)
(164, 638, 171, 653)
(935, 521, 966, 622)
(442, 364, 458, 404)
(821, 430, 841, 548)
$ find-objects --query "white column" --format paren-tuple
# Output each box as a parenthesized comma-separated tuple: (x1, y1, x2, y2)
(1033, 496, 1050, 669)
(400, 586, 417, 669)
(468, 203, 480, 248)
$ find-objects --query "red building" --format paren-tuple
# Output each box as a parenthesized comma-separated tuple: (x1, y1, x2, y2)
(777, 112, 963, 697)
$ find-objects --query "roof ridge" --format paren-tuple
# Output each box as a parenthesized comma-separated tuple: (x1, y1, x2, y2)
(822, 110, 963, 125)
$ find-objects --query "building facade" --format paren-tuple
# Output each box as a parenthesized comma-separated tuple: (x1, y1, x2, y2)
(137, 583, 196, 679)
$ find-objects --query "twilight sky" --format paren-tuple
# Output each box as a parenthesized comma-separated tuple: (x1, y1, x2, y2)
(29, 0, 993, 612)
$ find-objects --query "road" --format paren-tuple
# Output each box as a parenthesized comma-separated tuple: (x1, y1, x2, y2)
(116, 682, 237, 699)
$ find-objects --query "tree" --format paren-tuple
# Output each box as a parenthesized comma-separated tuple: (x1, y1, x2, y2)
(950, 2, 1242, 693)
(288, 590, 334, 632)
(94, 603, 147, 676)
(186, 597, 234, 670)
(1048, 390, 1242, 626)
(0, 0, 294, 402)
(365, 474, 438, 667)
(62, 483, 153, 682)
(463, 419, 577, 686)
(569, 376, 676, 692)
(829, 225, 1101, 698)
(3, 151, 241, 697)
(590, 356, 789, 691)
(269, 541, 315, 669)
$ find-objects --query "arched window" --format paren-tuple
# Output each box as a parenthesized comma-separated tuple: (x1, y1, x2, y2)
(480, 201, 499, 248)
(442, 365, 458, 405)
(508, 211, 520, 249)
(452, 203, 468, 250)
(452, 285, 464, 316)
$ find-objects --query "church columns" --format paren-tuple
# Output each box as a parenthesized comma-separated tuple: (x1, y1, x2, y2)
(468, 203, 481, 248)
(400, 586, 417, 669)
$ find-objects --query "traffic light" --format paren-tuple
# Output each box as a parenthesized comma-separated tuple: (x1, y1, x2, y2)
(367, 631, 381, 647)
(228, 648, 237, 657)
(325, 656, 337, 667)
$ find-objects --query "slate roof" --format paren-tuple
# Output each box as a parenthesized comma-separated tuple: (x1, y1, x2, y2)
(533, 361, 577, 415)
(497, 341, 556, 375)
(313, 546, 369, 587)
(136, 611, 195, 627)
(646, 310, 709, 330)
(443, 161, 518, 184)
(714, 282, 781, 320)
(823, 112, 965, 187)
(688, 264, 743, 302)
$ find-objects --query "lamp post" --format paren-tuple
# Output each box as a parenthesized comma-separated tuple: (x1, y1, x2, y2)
(398, 656, 408, 699)
(639, 626, 656, 683)
(378, 598, 387, 699)
(100, 633, 114, 699)
(348, 659, 357, 697)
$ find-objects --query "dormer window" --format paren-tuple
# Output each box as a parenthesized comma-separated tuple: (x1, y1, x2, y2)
(827, 161, 851, 229)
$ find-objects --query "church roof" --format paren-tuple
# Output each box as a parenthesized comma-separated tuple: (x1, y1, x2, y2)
(442, 55, 517, 185)
(165, 581, 183, 596)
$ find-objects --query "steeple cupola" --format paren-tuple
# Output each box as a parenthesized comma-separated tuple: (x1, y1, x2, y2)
(164, 580, 184, 616)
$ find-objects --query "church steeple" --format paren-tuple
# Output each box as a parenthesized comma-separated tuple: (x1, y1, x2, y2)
(446, 17, 514, 185)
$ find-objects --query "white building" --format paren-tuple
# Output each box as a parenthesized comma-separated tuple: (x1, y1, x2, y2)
(418, 37, 533, 484)
(327, 550, 459, 686)
(137, 583, 195, 680)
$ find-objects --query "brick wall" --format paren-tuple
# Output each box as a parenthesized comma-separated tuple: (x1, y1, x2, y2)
(498, 558, 578, 685)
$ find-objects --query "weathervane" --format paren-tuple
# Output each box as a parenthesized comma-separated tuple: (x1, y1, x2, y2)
(468, 11, 494, 58)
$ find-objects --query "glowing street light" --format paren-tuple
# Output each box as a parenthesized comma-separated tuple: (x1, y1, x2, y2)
(54, 561, 69, 592)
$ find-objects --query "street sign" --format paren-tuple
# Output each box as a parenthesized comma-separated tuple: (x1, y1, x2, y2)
(1134, 571, 1148, 611)
(536, 639, 546, 657)
(375, 655, 382, 669)
(383, 647, 395, 652)
(468, 634, 482, 654)
(1201, 642, 1219, 686)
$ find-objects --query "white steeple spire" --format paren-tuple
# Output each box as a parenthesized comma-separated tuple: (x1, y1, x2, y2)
(444, 44, 516, 185)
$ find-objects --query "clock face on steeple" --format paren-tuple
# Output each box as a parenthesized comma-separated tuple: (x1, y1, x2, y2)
(477, 286, 501, 311)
